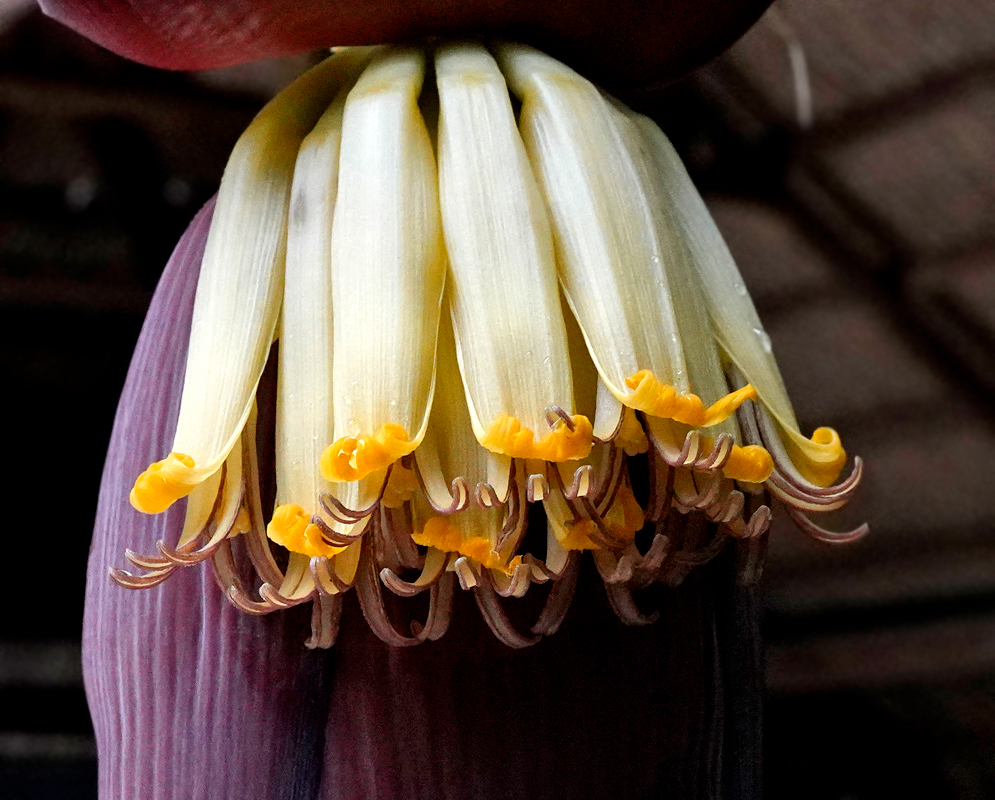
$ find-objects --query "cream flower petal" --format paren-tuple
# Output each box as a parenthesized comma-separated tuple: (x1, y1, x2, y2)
(614, 108, 772, 483)
(498, 43, 755, 434)
(321, 46, 446, 484)
(412, 301, 521, 571)
(412, 302, 481, 513)
(629, 112, 846, 486)
(436, 42, 589, 463)
(130, 49, 373, 514)
(268, 67, 362, 561)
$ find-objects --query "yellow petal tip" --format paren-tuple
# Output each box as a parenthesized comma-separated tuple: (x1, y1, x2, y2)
(481, 412, 593, 462)
(129, 452, 197, 514)
(624, 370, 757, 427)
(268, 503, 339, 558)
(786, 426, 847, 487)
(320, 423, 416, 482)
(722, 444, 774, 483)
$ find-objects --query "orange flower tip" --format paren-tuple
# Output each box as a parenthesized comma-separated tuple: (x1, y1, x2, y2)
(722, 444, 774, 483)
(267, 503, 339, 557)
(624, 370, 757, 427)
(480, 412, 594, 461)
(412, 516, 520, 573)
(129, 452, 197, 514)
(319, 423, 417, 483)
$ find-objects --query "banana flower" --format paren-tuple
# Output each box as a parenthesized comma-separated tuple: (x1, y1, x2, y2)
(42, 0, 865, 796)
(105, 41, 864, 647)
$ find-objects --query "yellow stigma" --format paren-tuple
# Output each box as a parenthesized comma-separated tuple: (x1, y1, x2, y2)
(624, 370, 758, 427)
(722, 443, 774, 483)
(267, 504, 340, 558)
(320, 423, 417, 482)
(130, 452, 198, 514)
(784, 426, 847, 487)
(694, 437, 774, 483)
(412, 516, 522, 573)
(481, 413, 593, 461)
(616, 409, 650, 456)
(382, 464, 420, 509)
(560, 483, 645, 550)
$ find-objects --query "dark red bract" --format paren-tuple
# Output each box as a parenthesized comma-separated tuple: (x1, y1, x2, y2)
(38, 0, 773, 87)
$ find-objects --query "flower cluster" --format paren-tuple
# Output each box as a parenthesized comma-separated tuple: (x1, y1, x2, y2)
(114, 42, 865, 648)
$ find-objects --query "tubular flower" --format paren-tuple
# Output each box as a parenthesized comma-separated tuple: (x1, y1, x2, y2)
(114, 41, 866, 648)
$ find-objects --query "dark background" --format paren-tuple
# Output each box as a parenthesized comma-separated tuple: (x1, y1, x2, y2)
(2, 1, 995, 797)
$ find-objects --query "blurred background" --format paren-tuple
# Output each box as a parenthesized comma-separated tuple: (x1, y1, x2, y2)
(1, 0, 994, 797)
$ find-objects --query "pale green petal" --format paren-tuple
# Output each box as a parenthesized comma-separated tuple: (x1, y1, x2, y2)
(630, 112, 846, 486)
(626, 111, 797, 428)
(612, 108, 740, 443)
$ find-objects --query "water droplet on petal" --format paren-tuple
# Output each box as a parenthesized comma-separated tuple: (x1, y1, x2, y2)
(753, 327, 772, 353)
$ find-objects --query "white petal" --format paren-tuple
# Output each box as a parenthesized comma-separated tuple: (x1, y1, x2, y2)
(413, 302, 482, 512)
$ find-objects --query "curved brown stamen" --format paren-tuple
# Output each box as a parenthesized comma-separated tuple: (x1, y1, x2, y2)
(786, 507, 869, 543)
(490, 561, 533, 598)
(592, 548, 636, 585)
(674, 534, 728, 567)
(766, 460, 863, 510)
(209, 539, 276, 615)
(603, 582, 658, 626)
(644, 450, 675, 524)
(225, 585, 286, 615)
(627, 533, 672, 589)
(697, 432, 735, 471)
(318, 464, 392, 523)
(473, 572, 541, 648)
(530, 551, 581, 635)
(258, 582, 313, 609)
(380, 547, 450, 597)
(239, 427, 286, 586)
(544, 462, 624, 550)
(108, 565, 175, 589)
(305, 593, 343, 650)
(124, 548, 172, 571)
(544, 404, 576, 431)
(309, 555, 352, 595)
(475, 482, 502, 508)
(410, 572, 455, 641)
(494, 462, 528, 555)
(452, 556, 480, 590)
(355, 532, 450, 646)
(309, 514, 369, 547)
(526, 471, 549, 502)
